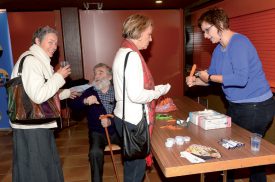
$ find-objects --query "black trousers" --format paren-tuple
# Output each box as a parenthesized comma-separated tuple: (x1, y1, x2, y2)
(88, 131, 121, 182)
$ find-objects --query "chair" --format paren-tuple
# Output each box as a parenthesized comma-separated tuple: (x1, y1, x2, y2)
(60, 99, 71, 129)
(104, 144, 121, 152)
(64, 99, 71, 126)
(197, 97, 208, 109)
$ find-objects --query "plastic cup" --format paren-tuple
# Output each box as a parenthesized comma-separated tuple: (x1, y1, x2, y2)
(250, 133, 262, 153)
(167, 138, 175, 144)
(175, 136, 184, 145)
(183, 136, 191, 143)
(165, 138, 175, 147)
(60, 61, 70, 68)
(165, 141, 173, 148)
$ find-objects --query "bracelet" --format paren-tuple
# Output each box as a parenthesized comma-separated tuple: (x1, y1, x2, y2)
(208, 74, 212, 82)
(194, 72, 200, 78)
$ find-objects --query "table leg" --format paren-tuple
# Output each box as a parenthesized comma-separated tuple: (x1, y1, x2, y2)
(65, 99, 70, 127)
(200, 173, 205, 182)
(222, 170, 227, 182)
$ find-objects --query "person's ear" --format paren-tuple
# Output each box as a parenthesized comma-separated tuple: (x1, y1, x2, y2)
(35, 38, 40, 45)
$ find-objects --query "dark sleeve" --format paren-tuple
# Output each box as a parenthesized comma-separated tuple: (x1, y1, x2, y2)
(68, 87, 95, 110)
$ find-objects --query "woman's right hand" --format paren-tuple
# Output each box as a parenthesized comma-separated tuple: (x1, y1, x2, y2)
(186, 76, 196, 87)
(57, 65, 71, 78)
(70, 91, 81, 99)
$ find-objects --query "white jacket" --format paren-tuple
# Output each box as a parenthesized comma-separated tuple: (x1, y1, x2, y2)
(10, 44, 66, 129)
(112, 48, 161, 125)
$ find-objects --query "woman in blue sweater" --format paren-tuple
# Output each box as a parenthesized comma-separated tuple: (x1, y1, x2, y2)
(186, 8, 275, 182)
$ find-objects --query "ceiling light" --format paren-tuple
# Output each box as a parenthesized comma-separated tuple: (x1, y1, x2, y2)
(155, 0, 163, 4)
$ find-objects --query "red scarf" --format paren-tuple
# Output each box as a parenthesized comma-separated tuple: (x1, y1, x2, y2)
(121, 39, 155, 166)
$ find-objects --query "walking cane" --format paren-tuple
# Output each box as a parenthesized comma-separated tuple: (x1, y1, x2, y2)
(99, 114, 120, 182)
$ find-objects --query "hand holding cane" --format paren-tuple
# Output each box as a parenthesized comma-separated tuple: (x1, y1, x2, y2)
(99, 114, 120, 182)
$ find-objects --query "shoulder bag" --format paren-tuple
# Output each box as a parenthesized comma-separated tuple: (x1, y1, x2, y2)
(122, 51, 150, 159)
(5, 54, 61, 125)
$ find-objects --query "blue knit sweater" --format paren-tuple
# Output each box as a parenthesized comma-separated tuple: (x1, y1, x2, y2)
(208, 33, 272, 102)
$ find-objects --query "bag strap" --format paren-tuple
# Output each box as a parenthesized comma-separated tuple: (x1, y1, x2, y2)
(18, 54, 33, 76)
(122, 51, 145, 121)
(17, 54, 50, 88)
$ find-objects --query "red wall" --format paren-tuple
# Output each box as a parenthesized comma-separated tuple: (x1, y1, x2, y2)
(8, 11, 64, 64)
(79, 10, 184, 97)
(7, 10, 184, 96)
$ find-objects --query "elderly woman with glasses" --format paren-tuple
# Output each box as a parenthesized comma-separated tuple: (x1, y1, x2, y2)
(186, 8, 275, 182)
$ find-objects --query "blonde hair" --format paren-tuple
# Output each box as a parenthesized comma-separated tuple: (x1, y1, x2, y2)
(122, 14, 153, 39)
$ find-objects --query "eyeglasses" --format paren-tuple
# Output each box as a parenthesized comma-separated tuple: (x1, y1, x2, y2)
(202, 25, 214, 34)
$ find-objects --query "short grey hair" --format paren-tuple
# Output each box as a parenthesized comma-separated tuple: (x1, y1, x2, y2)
(32, 26, 58, 44)
(93, 63, 112, 76)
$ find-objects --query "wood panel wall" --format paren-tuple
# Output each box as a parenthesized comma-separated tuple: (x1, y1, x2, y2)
(61, 7, 83, 80)
(230, 9, 275, 91)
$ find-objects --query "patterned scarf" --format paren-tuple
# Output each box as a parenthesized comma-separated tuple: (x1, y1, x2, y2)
(121, 39, 156, 166)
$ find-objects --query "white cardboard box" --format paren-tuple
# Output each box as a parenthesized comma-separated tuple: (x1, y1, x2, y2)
(189, 109, 231, 130)
(199, 114, 231, 130)
(189, 109, 217, 125)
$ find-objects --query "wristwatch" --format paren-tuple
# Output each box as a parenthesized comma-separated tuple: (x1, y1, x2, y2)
(195, 72, 200, 78)
(208, 74, 212, 82)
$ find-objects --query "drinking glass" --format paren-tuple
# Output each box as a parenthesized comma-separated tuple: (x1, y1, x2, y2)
(251, 133, 262, 153)
(60, 61, 70, 68)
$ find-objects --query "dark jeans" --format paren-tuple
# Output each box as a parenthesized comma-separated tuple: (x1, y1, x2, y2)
(225, 97, 275, 182)
(88, 131, 121, 182)
(114, 116, 146, 182)
(227, 97, 275, 136)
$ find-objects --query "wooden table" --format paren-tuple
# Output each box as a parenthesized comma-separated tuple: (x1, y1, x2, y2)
(151, 97, 275, 181)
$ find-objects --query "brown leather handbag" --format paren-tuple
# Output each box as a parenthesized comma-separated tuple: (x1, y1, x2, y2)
(5, 54, 60, 125)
